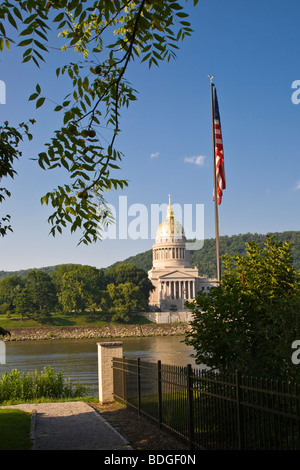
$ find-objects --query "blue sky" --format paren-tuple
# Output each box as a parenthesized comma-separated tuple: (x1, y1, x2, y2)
(1, 0, 300, 272)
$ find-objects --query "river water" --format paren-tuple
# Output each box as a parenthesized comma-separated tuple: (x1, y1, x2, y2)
(0, 336, 202, 393)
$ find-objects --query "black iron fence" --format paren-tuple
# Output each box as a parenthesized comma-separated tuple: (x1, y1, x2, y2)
(112, 357, 300, 450)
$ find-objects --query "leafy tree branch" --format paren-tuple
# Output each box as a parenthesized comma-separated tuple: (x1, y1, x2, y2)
(0, 120, 35, 236)
(0, 0, 198, 244)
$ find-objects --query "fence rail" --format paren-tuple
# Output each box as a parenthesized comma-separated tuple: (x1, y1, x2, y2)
(112, 357, 300, 450)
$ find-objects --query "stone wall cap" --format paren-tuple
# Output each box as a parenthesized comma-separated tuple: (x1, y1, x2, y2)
(97, 341, 123, 347)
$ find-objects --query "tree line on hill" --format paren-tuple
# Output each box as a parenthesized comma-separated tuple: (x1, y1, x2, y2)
(0, 264, 154, 323)
(107, 231, 300, 277)
(1, 232, 299, 283)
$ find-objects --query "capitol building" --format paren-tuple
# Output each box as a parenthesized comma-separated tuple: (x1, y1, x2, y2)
(146, 195, 217, 323)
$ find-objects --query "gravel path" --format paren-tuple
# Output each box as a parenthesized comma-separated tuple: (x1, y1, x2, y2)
(1, 401, 133, 450)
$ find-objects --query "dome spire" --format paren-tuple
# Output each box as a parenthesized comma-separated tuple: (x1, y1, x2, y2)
(167, 194, 174, 220)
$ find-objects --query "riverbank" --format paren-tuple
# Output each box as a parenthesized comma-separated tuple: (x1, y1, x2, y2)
(3, 323, 190, 342)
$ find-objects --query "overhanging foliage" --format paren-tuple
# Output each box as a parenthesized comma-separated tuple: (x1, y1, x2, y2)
(0, 0, 198, 244)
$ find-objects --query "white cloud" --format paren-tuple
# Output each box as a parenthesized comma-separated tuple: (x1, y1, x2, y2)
(184, 155, 206, 166)
(295, 180, 300, 190)
(150, 152, 160, 158)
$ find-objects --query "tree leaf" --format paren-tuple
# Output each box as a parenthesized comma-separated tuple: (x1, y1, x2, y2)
(36, 97, 45, 108)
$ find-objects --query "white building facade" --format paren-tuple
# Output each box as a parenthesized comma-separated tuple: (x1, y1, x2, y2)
(147, 196, 217, 321)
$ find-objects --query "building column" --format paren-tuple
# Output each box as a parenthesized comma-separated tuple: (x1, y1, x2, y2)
(158, 281, 162, 303)
(162, 281, 166, 299)
(190, 281, 193, 299)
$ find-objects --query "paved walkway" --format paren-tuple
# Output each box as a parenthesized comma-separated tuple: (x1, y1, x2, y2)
(1, 401, 133, 450)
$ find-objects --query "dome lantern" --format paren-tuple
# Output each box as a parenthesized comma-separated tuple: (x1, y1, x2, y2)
(156, 194, 185, 241)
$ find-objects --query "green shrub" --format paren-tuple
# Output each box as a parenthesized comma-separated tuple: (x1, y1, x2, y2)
(0, 366, 91, 404)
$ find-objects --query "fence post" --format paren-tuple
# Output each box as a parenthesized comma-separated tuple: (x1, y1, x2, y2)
(0, 340, 6, 364)
(296, 383, 300, 450)
(235, 370, 245, 450)
(137, 358, 141, 415)
(122, 356, 126, 405)
(187, 364, 195, 450)
(158, 360, 162, 428)
(97, 341, 123, 404)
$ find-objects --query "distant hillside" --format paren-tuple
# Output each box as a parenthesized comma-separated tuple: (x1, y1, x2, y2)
(0, 264, 82, 281)
(1, 231, 299, 280)
(107, 231, 300, 278)
(106, 249, 153, 273)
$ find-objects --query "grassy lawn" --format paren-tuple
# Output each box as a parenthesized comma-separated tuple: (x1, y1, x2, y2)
(0, 409, 32, 450)
(0, 313, 153, 329)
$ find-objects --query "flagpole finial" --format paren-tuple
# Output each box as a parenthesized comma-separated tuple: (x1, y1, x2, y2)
(208, 75, 214, 84)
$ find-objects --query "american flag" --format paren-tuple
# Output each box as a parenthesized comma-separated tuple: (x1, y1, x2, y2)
(213, 87, 226, 205)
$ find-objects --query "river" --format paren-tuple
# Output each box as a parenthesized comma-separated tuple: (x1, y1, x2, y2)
(0, 336, 203, 394)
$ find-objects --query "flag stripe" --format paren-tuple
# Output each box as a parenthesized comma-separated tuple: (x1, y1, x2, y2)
(213, 87, 226, 205)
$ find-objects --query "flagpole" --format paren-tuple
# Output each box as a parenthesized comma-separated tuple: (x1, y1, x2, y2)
(210, 77, 221, 283)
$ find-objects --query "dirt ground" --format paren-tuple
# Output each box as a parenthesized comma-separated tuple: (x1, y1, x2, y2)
(90, 401, 190, 451)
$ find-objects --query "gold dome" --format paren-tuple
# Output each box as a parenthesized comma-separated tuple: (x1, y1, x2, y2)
(156, 195, 185, 239)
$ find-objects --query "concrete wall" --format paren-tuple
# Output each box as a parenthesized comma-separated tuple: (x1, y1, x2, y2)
(139, 310, 193, 324)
